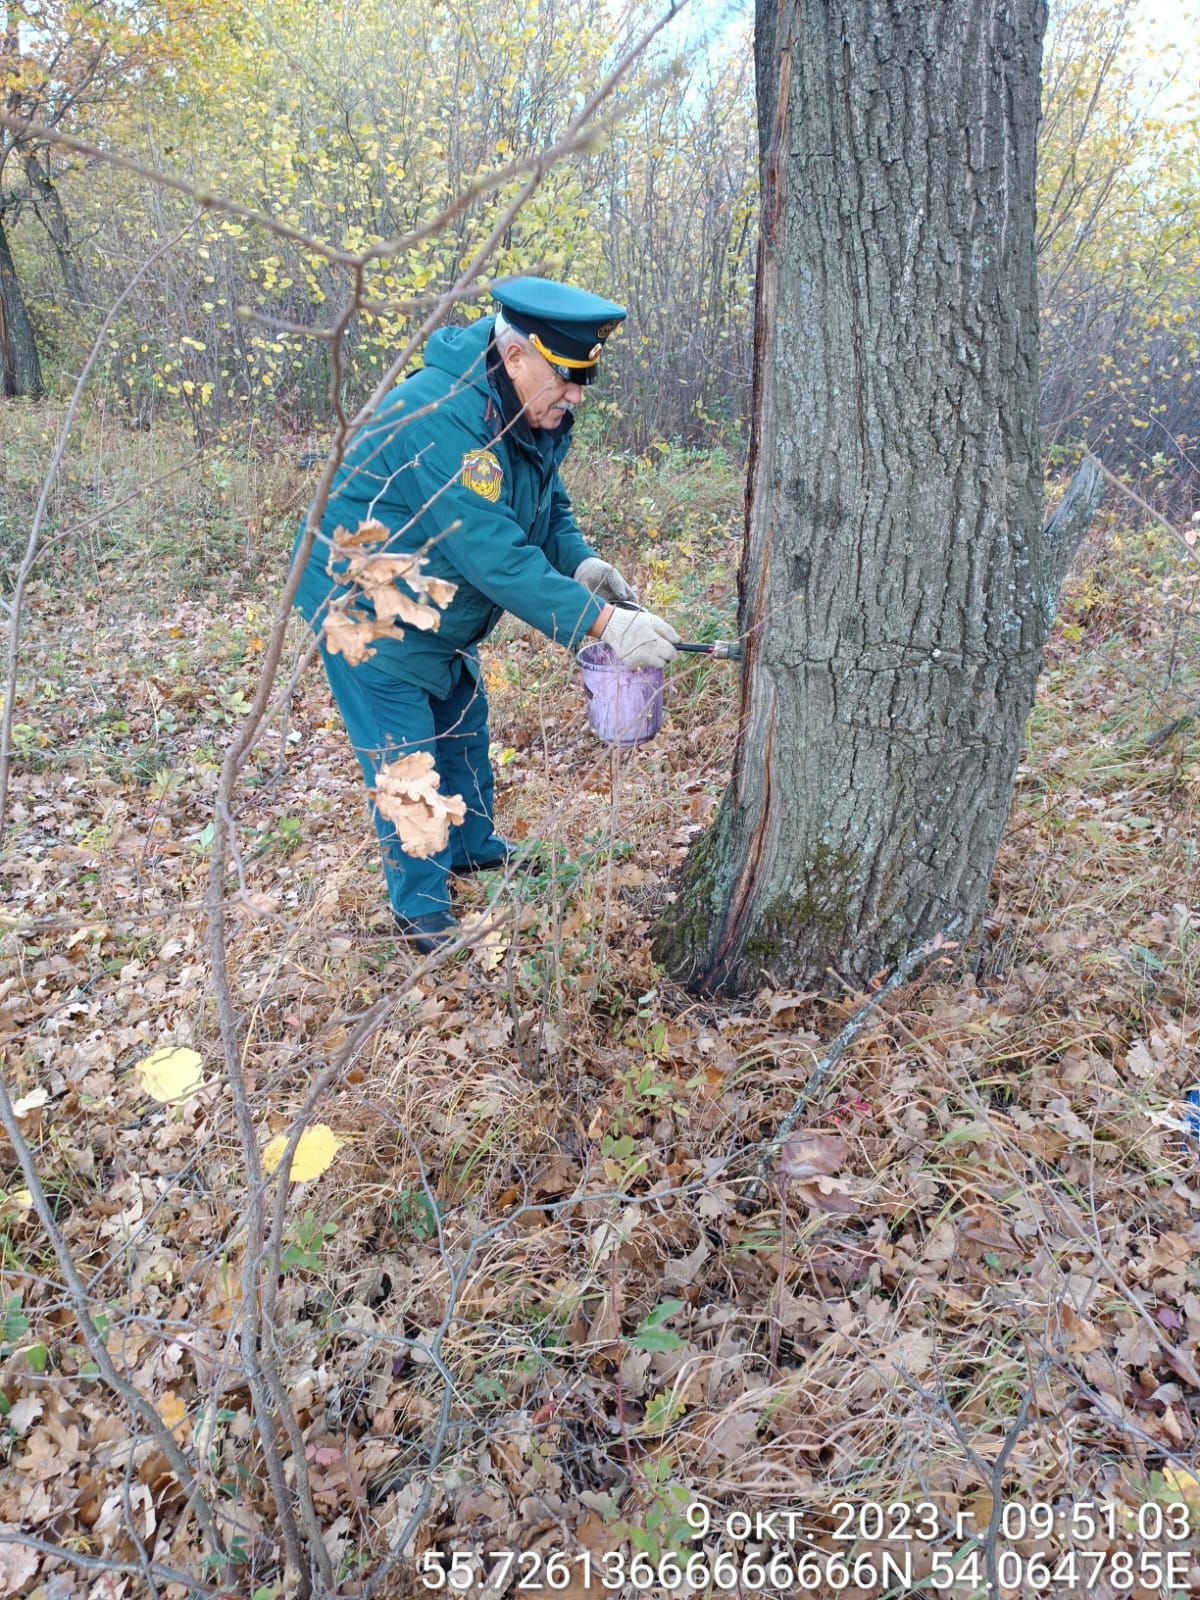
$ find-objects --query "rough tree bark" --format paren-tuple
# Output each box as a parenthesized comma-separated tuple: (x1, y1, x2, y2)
(0, 205, 43, 396)
(656, 0, 1069, 993)
(22, 149, 87, 305)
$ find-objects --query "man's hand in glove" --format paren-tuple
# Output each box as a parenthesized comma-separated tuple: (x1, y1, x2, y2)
(574, 556, 638, 605)
(599, 606, 680, 670)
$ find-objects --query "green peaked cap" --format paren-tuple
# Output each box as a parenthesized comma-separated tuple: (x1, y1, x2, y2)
(492, 275, 627, 385)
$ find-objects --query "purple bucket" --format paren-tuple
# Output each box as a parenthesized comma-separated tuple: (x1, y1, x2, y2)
(577, 642, 664, 746)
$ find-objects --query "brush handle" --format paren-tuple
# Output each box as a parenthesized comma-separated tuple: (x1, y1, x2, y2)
(677, 641, 742, 660)
(610, 601, 742, 660)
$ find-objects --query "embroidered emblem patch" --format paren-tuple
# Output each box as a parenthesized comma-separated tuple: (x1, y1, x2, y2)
(460, 447, 503, 502)
(595, 320, 619, 340)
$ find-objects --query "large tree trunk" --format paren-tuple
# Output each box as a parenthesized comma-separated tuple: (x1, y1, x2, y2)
(656, 0, 1051, 993)
(22, 151, 87, 307)
(0, 207, 44, 397)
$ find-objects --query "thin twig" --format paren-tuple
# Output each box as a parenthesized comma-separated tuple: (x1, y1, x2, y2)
(0, 1071, 232, 1577)
(738, 932, 958, 1213)
(1143, 700, 1199, 751)
(1084, 449, 1199, 565)
(0, 1531, 224, 1593)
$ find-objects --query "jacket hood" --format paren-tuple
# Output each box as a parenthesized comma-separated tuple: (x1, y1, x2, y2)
(422, 317, 495, 391)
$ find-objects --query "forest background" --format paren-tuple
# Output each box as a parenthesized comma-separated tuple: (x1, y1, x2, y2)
(2, 0, 1200, 1595)
(2, 0, 1199, 469)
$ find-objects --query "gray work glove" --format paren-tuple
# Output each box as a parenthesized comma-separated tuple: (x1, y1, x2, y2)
(600, 605, 681, 670)
(574, 556, 638, 605)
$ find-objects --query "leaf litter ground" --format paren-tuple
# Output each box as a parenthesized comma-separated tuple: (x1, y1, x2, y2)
(1, 437, 1199, 1597)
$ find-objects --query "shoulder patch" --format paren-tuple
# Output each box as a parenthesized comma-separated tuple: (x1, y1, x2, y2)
(460, 447, 503, 503)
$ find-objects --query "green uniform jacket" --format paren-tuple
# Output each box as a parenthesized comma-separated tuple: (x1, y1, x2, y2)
(293, 317, 605, 697)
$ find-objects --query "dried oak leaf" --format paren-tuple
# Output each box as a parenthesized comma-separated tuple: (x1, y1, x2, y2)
(326, 522, 457, 634)
(694, 1401, 763, 1466)
(586, 1281, 623, 1362)
(321, 610, 404, 666)
(777, 1132, 848, 1183)
(459, 910, 508, 971)
(373, 753, 466, 859)
(1052, 1303, 1106, 1356)
(0, 1530, 38, 1592)
(340, 549, 456, 628)
(341, 554, 437, 628)
(419, 574, 458, 608)
(332, 518, 390, 550)
(158, 1390, 190, 1441)
(777, 1133, 860, 1212)
(790, 1176, 862, 1215)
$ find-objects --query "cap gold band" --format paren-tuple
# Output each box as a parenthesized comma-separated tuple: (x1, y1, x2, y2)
(529, 331, 600, 371)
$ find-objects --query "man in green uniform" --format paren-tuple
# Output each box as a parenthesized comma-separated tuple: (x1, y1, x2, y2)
(293, 276, 680, 952)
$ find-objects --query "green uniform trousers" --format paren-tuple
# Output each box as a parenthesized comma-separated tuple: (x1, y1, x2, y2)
(319, 648, 500, 920)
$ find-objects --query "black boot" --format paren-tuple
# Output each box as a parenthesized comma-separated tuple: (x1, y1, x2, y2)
(393, 910, 460, 954)
(451, 836, 512, 875)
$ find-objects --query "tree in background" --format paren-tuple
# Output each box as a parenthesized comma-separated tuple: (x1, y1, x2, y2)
(592, 42, 758, 448)
(4, 0, 1195, 465)
(1036, 0, 1200, 475)
(2, 0, 758, 443)
(656, 0, 1072, 992)
(0, 0, 209, 396)
(34, 0, 637, 428)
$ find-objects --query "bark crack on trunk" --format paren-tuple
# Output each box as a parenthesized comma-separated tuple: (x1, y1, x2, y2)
(713, 694, 776, 976)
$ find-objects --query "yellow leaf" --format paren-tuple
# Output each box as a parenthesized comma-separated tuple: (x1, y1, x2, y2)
(158, 1390, 189, 1440)
(461, 911, 508, 971)
(136, 1047, 204, 1103)
(262, 1124, 343, 1182)
(1161, 1466, 1200, 1505)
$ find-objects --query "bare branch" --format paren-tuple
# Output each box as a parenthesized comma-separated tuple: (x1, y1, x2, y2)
(1085, 450, 1200, 566)
(0, 1531, 225, 1593)
(739, 931, 960, 1213)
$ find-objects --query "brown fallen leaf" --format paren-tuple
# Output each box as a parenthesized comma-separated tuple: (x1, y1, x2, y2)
(12, 1086, 49, 1119)
(585, 1282, 623, 1366)
(459, 910, 508, 971)
(694, 1402, 762, 1465)
(1052, 1303, 1106, 1355)
(0, 1527, 39, 1592)
(157, 1390, 189, 1442)
(791, 1176, 862, 1214)
(777, 1131, 848, 1183)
